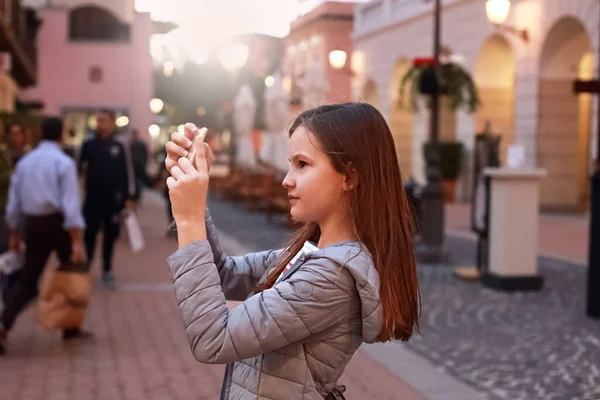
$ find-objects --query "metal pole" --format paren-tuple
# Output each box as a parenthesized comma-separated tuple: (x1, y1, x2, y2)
(431, 0, 441, 144)
(418, 0, 446, 263)
(586, 25, 600, 318)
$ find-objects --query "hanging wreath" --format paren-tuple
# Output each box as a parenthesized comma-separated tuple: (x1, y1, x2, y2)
(398, 53, 480, 114)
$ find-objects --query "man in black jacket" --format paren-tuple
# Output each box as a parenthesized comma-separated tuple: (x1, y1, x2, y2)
(78, 110, 137, 287)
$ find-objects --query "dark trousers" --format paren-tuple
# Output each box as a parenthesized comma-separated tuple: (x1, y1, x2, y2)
(0, 211, 9, 254)
(1, 214, 72, 331)
(83, 205, 120, 273)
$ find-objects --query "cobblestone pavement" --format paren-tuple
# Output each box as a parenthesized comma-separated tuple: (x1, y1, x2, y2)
(0, 191, 425, 400)
(207, 193, 600, 400)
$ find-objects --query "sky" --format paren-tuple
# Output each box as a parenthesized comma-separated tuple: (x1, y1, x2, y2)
(134, 0, 369, 65)
(135, 0, 299, 38)
(136, 0, 299, 64)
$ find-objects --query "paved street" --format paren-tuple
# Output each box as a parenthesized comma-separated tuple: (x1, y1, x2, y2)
(0, 190, 425, 400)
(2, 189, 598, 400)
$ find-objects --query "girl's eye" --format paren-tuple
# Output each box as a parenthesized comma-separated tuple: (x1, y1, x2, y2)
(298, 160, 308, 168)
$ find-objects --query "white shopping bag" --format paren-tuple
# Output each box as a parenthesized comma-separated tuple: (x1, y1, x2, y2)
(0, 250, 24, 275)
(122, 211, 145, 253)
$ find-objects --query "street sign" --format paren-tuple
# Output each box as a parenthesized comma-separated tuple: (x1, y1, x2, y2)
(573, 79, 600, 94)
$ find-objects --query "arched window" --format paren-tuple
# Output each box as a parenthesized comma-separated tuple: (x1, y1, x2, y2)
(69, 6, 130, 42)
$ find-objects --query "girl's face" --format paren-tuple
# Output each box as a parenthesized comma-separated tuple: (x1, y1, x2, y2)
(282, 127, 347, 223)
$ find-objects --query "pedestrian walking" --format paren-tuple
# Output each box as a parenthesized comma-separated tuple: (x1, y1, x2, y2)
(0, 123, 31, 253)
(163, 103, 421, 399)
(78, 109, 137, 287)
(0, 117, 90, 354)
(129, 128, 150, 201)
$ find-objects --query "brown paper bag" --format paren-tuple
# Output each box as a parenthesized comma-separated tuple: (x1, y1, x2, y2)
(38, 264, 91, 330)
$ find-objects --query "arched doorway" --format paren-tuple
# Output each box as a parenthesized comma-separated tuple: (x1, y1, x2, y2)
(363, 79, 379, 109)
(389, 59, 414, 178)
(538, 16, 594, 211)
(69, 5, 130, 42)
(474, 34, 516, 162)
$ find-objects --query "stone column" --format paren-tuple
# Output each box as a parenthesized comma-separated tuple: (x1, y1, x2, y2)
(481, 167, 546, 291)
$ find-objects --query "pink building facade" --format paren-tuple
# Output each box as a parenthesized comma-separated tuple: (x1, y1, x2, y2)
(22, 0, 154, 144)
(284, 1, 354, 105)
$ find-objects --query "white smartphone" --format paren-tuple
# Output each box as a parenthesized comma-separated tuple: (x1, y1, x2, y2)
(187, 127, 208, 164)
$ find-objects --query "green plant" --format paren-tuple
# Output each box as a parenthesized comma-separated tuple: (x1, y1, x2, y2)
(423, 141, 465, 180)
(399, 62, 480, 114)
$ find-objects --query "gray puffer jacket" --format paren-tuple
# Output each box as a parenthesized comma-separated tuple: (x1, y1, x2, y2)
(167, 213, 383, 399)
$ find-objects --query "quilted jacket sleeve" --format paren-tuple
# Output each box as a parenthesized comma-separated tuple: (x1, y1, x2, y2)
(205, 212, 281, 301)
(167, 240, 355, 364)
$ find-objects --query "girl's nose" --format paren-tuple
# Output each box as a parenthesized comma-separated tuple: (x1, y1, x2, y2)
(282, 171, 294, 189)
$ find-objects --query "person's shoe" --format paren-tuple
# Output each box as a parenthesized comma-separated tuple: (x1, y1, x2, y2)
(0, 328, 7, 355)
(102, 271, 117, 289)
(62, 328, 94, 343)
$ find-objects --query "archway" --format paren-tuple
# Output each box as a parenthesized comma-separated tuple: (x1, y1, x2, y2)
(69, 5, 130, 42)
(538, 16, 594, 211)
(474, 34, 516, 162)
(363, 79, 379, 109)
(389, 59, 414, 178)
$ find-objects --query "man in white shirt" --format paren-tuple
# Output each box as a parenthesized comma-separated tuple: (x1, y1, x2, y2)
(0, 117, 91, 355)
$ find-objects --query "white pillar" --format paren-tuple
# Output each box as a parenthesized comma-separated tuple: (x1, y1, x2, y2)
(481, 167, 546, 291)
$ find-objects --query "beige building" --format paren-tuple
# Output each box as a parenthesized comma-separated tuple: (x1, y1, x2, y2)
(352, 0, 599, 212)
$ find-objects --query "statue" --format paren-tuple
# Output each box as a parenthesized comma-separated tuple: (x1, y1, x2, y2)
(260, 72, 291, 173)
(233, 83, 257, 169)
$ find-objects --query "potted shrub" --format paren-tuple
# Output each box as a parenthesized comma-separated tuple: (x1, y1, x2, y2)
(423, 141, 464, 202)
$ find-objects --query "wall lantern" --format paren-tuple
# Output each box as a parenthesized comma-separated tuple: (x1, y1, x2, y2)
(485, 0, 529, 42)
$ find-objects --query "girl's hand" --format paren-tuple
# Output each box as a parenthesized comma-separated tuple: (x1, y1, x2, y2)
(165, 123, 196, 173)
(165, 123, 213, 172)
(166, 134, 210, 224)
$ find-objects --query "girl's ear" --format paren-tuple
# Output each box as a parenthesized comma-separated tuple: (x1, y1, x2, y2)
(343, 163, 359, 191)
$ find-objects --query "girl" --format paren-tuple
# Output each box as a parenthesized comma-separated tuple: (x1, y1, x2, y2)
(165, 103, 420, 400)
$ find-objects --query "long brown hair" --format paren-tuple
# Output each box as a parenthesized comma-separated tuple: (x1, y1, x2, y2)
(255, 103, 420, 342)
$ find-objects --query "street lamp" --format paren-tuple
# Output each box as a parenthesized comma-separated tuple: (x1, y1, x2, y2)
(116, 116, 129, 128)
(219, 44, 249, 72)
(150, 98, 164, 114)
(485, 0, 529, 43)
(148, 124, 161, 139)
(329, 50, 347, 70)
(417, 0, 446, 263)
(163, 61, 175, 77)
(485, 0, 510, 24)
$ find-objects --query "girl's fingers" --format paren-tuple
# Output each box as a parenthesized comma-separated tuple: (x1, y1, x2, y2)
(194, 134, 208, 175)
(184, 123, 199, 142)
(166, 176, 176, 190)
(170, 165, 185, 180)
(171, 132, 193, 149)
(178, 156, 197, 175)
(166, 141, 188, 158)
